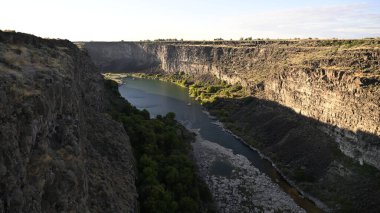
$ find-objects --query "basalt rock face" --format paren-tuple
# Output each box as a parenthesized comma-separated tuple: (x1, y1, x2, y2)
(266, 66, 380, 169)
(82, 40, 380, 170)
(0, 31, 137, 212)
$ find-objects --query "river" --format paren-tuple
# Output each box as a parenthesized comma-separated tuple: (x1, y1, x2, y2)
(118, 77, 323, 213)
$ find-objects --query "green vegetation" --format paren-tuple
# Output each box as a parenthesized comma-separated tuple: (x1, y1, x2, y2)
(114, 72, 380, 211)
(189, 82, 245, 104)
(122, 72, 249, 142)
(126, 72, 248, 105)
(104, 79, 215, 213)
(121, 72, 256, 151)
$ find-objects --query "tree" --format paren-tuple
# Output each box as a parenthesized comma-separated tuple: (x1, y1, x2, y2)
(178, 197, 198, 213)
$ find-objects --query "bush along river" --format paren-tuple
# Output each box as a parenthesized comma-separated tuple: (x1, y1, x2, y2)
(118, 76, 324, 213)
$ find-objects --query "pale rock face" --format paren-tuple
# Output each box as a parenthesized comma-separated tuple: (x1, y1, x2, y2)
(82, 40, 380, 170)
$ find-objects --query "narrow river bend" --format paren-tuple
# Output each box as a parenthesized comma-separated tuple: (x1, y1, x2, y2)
(118, 77, 323, 213)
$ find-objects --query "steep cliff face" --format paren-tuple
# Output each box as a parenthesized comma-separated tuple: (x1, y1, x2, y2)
(0, 31, 137, 212)
(83, 40, 380, 169)
(266, 67, 380, 169)
(77, 42, 159, 72)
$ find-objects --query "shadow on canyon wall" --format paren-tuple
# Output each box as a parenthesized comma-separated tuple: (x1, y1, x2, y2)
(102, 58, 158, 72)
(82, 41, 380, 211)
(206, 95, 380, 212)
(85, 41, 380, 168)
(82, 41, 380, 166)
(81, 42, 160, 72)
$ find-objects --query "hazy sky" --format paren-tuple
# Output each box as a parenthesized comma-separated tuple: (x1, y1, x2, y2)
(1, 0, 380, 41)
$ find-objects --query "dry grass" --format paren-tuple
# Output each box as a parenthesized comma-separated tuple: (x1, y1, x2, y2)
(41, 154, 53, 163)
(9, 84, 41, 102)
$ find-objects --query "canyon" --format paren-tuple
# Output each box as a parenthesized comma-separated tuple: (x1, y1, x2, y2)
(81, 40, 380, 211)
(81, 40, 380, 170)
(1, 29, 379, 212)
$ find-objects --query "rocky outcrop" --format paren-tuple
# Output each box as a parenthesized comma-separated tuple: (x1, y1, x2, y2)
(82, 40, 380, 169)
(0, 31, 137, 212)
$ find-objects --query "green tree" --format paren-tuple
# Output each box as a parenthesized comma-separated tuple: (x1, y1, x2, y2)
(178, 197, 198, 213)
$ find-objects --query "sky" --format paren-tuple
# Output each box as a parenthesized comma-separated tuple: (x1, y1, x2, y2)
(1, 0, 380, 41)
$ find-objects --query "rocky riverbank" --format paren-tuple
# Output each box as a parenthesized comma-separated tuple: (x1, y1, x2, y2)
(192, 131, 305, 213)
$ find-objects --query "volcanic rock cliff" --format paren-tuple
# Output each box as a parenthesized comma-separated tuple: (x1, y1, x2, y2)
(82, 40, 380, 170)
(0, 31, 137, 212)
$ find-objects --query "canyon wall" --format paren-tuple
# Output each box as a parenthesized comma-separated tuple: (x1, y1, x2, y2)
(0, 31, 137, 212)
(82, 40, 380, 170)
(78, 42, 159, 72)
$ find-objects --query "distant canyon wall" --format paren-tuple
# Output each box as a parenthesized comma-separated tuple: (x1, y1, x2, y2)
(81, 40, 380, 169)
